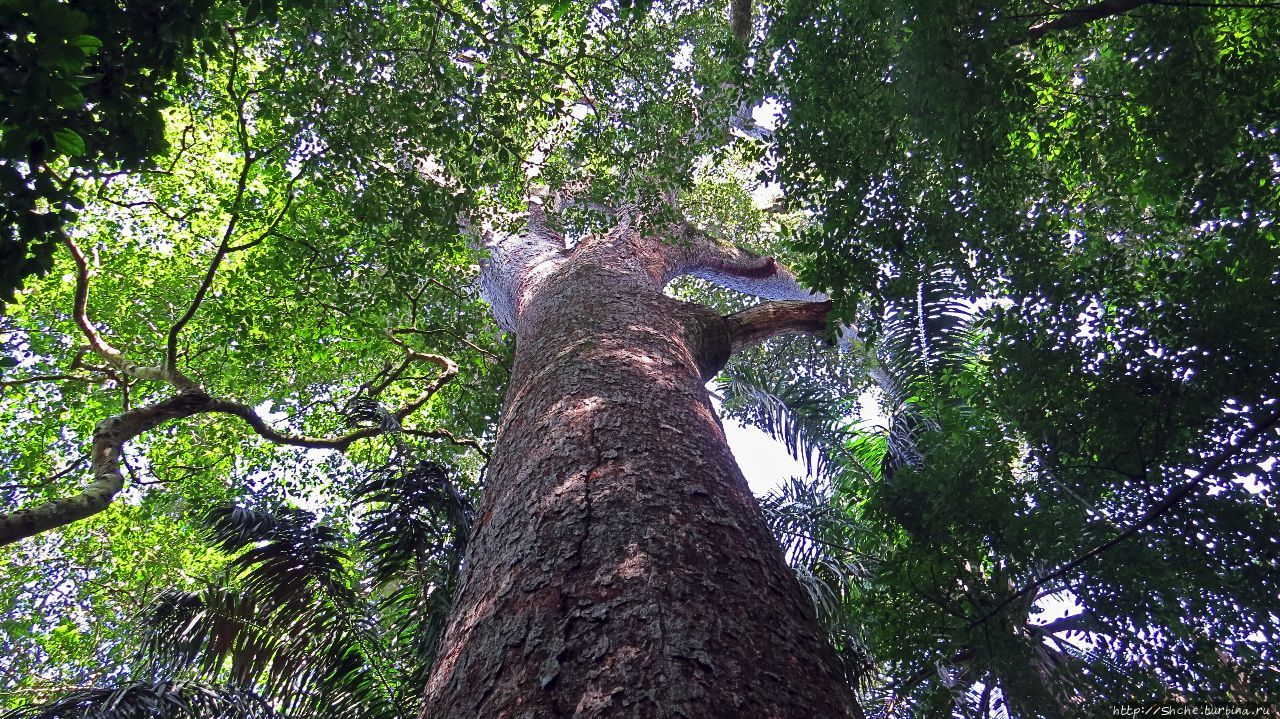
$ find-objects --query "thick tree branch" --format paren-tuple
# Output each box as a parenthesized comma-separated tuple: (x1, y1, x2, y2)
(479, 193, 569, 331)
(200, 399, 379, 451)
(664, 225, 827, 303)
(725, 300, 833, 354)
(730, 0, 752, 42)
(0, 393, 213, 546)
(1023, 0, 1154, 42)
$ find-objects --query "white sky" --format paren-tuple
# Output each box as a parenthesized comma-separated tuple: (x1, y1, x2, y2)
(723, 415, 806, 497)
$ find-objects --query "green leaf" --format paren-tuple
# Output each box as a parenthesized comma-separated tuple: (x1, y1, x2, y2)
(71, 34, 101, 54)
(51, 128, 85, 157)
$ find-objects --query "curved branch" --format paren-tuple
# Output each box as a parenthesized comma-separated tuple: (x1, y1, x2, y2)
(165, 146, 252, 376)
(167, 41, 259, 377)
(0, 393, 214, 546)
(208, 350, 458, 450)
(0, 350, 463, 544)
(392, 326, 511, 373)
(61, 234, 190, 388)
(393, 351, 458, 421)
(403, 428, 490, 458)
(199, 399, 378, 451)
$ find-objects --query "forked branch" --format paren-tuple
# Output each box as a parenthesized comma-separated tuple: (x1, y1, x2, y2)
(62, 233, 196, 390)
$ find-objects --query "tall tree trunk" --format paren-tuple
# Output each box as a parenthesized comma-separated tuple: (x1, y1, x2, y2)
(420, 222, 859, 717)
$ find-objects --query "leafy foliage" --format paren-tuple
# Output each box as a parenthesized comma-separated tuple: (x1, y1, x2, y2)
(3, 457, 475, 719)
(0, 0, 312, 306)
(354, 460, 474, 692)
(751, 0, 1280, 712)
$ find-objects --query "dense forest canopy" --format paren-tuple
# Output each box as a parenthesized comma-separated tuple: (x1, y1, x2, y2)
(1, 0, 1277, 715)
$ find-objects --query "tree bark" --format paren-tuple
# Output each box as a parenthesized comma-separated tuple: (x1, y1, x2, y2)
(421, 223, 858, 717)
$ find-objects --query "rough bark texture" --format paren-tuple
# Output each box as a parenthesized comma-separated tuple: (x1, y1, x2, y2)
(421, 223, 858, 718)
(730, 0, 752, 42)
(726, 300, 833, 354)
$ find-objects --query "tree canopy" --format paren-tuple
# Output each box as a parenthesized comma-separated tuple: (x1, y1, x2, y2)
(1, 0, 1277, 716)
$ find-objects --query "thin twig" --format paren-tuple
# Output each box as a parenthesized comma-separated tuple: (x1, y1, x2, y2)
(403, 428, 489, 457)
(166, 29, 271, 376)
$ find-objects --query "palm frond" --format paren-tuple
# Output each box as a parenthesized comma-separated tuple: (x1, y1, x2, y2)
(344, 397, 401, 435)
(718, 365, 849, 478)
(355, 461, 473, 585)
(869, 266, 979, 480)
(143, 587, 275, 685)
(847, 428, 890, 484)
(139, 506, 399, 719)
(15, 457, 474, 719)
(877, 267, 978, 396)
(0, 681, 272, 719)
(354, 460, 473, 689)
(760, 476, 879, 690)
(203, 504, 353, 608)
(760, 477, 875, 611)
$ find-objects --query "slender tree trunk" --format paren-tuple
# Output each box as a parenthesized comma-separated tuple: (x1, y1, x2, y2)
(421, 223, 859, 717)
